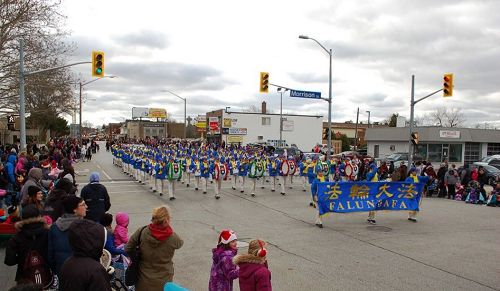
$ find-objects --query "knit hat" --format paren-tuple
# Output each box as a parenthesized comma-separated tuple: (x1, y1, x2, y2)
(62, 195, 82, 214)
(41, 160, 50, 168)
(27, 186, 41, 197)
(89, 172, 100, 183)
(218, 229, 237, 244)
(21, 204, 40, 219)
(8, 205, 19, 215)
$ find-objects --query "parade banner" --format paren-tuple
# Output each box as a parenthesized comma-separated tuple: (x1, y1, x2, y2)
(316, 182, 424, 215)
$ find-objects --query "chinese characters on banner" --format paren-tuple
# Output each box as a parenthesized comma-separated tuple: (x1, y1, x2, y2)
(316, 182, 424, 215)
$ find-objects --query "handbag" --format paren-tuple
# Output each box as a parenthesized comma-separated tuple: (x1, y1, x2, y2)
(125, 226, 147, 286)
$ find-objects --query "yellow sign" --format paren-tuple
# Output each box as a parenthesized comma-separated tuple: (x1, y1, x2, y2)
(228, 136, 243, 143)
(195, 122, 206, 128)
(148, 108, 167, 118)
(223, 118, 232, 127)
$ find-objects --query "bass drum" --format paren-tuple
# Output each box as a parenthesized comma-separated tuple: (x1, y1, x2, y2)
(249, 162, 265, 178)
(169, 163, 183, 180)
(321, 162, 329, 175)
(280, 160, 290, 176)
(344, 164, 353, 179)
(214, 163, 229, 180)
(287, 160, 297, 175)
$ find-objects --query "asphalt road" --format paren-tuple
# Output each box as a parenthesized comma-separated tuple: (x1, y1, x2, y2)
(1, 143, 499, 291)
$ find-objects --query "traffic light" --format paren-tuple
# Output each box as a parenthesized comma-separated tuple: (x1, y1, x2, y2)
(259, 72, 269, 93)
(411, 132, 419, 145)
(443, 73, 453, 97)
(92, 51, 105, 77)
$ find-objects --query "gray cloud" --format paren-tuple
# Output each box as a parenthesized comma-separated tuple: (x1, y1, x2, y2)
(114, 30, 168, 49)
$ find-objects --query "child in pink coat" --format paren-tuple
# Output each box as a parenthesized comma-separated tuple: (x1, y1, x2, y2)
(114, 211, 130, 248)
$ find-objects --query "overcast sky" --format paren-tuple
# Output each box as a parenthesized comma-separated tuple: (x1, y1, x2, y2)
(61, 0, 500, 128)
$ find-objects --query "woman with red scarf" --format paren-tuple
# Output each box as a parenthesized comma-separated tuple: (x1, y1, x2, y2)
(125, 205, 184, 291)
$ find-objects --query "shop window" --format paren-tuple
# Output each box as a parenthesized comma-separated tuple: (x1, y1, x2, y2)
(449, 144, 462, 162)
(415, 144, 428, 161)
(487, 143, 500, 156)
(262, 117, 271, 126)
(428, 144, 442, 162)
(464, 143, 480, 165)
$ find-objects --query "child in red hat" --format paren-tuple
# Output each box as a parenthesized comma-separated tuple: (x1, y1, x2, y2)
(209, 229, 239, 291)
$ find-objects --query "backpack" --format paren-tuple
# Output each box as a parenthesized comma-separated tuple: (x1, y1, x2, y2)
(23, 249, 54, 288)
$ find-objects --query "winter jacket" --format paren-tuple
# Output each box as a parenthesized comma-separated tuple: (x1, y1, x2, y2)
(209, 247, 239, 291)
(6, 154, 17, 184)
(20, 168, 43, 205)
(444, 170, 459, 185)
(104, 228, 125, 256)
(43, 189, 68, 222)
(15, 157, 27, 176)
(80, 182, 111, 222)
(114, 212, 129, 247)
(59, 219, 111, 291)
(48, 214, 81, 275)
(4, 217, 50, 282)
(233, 254, 272, 291)
(124, 224, 183, 291)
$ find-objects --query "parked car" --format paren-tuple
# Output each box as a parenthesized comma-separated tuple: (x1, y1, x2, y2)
(478, 155, 500, 170)
(472, 162, 500, 186)
(335, 151, 373, 162)
(303, 152, 321, 161)
(379, 152, 424, 168)
(274, 147, 303, 160)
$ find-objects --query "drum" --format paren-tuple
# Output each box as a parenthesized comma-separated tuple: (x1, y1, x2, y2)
(214, 163, 229, 180)
(168, 163, 183, 180)
(287, 160, 297, 175)
(280, 160, 290, 176)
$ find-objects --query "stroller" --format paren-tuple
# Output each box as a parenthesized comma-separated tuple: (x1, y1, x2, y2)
(101, 249, 129, 290)
(427, 178, 439, 197)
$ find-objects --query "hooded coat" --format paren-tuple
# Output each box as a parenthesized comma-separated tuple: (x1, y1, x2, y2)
(209, 247, 239, 291)
(124, 224, 183, 291)
(48, 213, 81, 275)
(6, 154, 17, 184)
(114, 212, 129, 247)
(80, 182, 111, 222)
(4, 217, 50, 282)
(20, 168, 43, 205)
(43, 188, 68, 222)
(233, 254, 272, 291)
(59, 219, 111, 291)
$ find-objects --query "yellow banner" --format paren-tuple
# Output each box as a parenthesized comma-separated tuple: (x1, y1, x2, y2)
(228, 136, 243, 143)
(148, 108, 167, 118)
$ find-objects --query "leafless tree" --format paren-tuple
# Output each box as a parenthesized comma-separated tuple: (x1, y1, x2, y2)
(0, 0, 76, 115)
(429, 107, 466, 127)
(243, 105, 261, 113)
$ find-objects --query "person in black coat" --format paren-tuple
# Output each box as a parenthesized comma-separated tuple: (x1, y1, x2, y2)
(59, 219, 111, 291)
(4, 205, 50, 284)
(80, 172, 111, 222)
(43, 178, 74, 222)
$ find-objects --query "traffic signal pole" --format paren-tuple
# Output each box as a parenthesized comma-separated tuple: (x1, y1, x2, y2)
(408, 75, 444, 169)
(19, 39, 91, 150)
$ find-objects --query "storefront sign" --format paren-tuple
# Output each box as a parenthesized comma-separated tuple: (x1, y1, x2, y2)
(228, 136, 243, 143)
(439, 130, 460, 139)
(228, 128, 247, 135)
(223, 118, 232, 127)
(282, 120, 294, 131)
(209, 117, 219, 132)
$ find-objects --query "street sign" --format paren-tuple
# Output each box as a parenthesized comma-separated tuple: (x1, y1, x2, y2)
(290, 90, 321, 99)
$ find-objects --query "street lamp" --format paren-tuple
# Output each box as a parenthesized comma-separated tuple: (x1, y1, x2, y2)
(225, 106, 231, 113)
(163, 90, 187, 139)
(366, 110, 371, 128)
(79, 75, 116, 145)
(299, 34, 333, 160)
(277, 87, 288, 147)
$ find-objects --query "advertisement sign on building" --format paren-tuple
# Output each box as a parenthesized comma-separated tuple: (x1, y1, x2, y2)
(228, 136, 243, 143)
(282, 120, 294, 131)
(148, 108, 167, 118)
(209, 117, 219, 132)
(132, 107, 167, 119)
(228, 128, 247, 135)
(439, 130, 460, 139)
(223, 118, 232, 127)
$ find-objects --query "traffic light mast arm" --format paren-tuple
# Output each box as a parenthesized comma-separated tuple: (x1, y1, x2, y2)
(412, 88, 443, 106)
(24, 61, 92, 76)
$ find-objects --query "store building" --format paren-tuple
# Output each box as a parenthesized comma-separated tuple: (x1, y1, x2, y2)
(365, 127, 500, 165)
(206, 103, 323, 151)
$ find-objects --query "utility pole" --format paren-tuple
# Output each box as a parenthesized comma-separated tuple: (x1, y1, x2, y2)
(354, 107, 359, 151)
(19, 40, 26, 150)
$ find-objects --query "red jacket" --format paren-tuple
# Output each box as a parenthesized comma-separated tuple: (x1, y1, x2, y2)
(233, 254, 272, 291)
